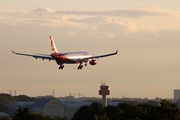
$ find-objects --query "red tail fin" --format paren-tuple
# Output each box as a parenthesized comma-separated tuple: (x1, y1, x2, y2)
(50, 36, 58, 53)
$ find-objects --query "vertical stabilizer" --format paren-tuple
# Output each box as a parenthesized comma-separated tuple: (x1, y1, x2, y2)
(50, 36, 58, 53)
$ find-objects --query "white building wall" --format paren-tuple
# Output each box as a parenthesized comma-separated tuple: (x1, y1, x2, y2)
(43, 99, 65, 117)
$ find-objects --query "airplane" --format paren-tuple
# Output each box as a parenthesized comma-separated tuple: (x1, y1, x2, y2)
(12, 36, 118, 70)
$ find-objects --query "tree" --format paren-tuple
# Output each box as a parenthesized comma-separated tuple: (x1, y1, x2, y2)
(13, 106, 67, 120)
(72, 102, 106, 120)
(72, 106, 94, 120)
(13, 106, 30, 120)
(0, 117, 9, 120)
(89, 102, 105, 116)
(118, 103, 142, 120)
(93, 113, 109, 120)
(157, 100, 180, 120)
(105, 105, 122, 120)
(0, 94, 15, 105)
(13, 95, 36, 101)
(51, 116, 68, 120)
(73, 99, 180, 120)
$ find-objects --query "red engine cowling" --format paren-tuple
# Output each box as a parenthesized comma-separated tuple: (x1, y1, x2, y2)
(89, 60, 97, 65)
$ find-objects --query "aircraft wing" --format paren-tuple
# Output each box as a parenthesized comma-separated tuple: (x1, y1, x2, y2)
(11, 50, 54, 61)
(81, 50, 118, 61)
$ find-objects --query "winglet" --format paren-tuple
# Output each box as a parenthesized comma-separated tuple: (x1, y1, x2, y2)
(116, 50, 118, 54)
(11, 50, 16, 54)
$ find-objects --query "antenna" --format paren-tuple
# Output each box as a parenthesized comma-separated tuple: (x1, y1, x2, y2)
(101, 79, 106, 85)
(101, 79, 104, 85)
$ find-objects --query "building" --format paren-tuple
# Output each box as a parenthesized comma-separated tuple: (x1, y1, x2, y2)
(174, 89, 180, 100)
(30, 98, 65, 117)
(5, 97, 161, 119)
(30, 98, 92, 119)
(99, 83, 110, 107)
(6, 101, 34, 116)
(0, 112, 9, 117)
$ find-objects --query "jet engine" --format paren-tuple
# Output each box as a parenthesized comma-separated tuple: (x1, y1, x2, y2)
(89, 59, 97, 65)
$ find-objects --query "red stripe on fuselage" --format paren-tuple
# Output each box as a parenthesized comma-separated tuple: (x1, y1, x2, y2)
(51, 52, 91, 64)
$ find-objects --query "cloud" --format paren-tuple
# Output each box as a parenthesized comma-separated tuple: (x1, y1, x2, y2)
(32, 6, 54, 13)
(18, 6, 180, 19)
(53, 7, 180, 18)
(0, 6, 180, 37)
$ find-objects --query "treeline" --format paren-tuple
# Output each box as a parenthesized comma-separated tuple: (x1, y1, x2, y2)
(0, 106, 67, 120)
(0, 93, 36, 105)
(72, 100, 180, 120)
(0, 93, 180, 120)
(0, 93, 36, 114)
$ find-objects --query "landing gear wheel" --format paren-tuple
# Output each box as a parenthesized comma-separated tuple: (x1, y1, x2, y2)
(59, 65, 64, 70)
(78, 65, 83, 70)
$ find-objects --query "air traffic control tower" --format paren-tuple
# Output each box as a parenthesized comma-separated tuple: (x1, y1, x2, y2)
(99, 83, 110, 107)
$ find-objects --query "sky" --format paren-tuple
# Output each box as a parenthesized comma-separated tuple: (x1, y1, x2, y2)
(1, 0, 180, 99)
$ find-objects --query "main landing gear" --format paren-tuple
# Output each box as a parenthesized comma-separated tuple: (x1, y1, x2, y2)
(58, 62, 87, 70)
(59, 64, 64, 70)
(78, 64, 83, 70)
(77, 61, 88, 70)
